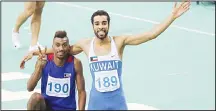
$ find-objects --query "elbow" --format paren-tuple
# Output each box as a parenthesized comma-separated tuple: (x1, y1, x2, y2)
(149, 36, 157, 40)
(148, 32, 158, 40)
(81, 90, 86, 94)
(78, 89, 86, 96)
(72, 49, 82, 55)
(72, 52, 79, 55)
(150, 28, 165, 40)
(27, 86, 33, 92)
(27, 82, 34, 92)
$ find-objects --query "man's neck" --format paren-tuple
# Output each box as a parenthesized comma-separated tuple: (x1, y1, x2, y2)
(95, 36, 110, 46)
(53, 57, 66, 67)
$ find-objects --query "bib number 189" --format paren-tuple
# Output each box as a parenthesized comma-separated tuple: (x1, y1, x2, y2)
(94, 70, 120, 92)
(96, 76, 118, 88)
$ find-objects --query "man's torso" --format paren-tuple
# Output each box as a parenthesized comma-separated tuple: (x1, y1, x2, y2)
(41, 54, 77, 110)
(81, 36, 125, 59)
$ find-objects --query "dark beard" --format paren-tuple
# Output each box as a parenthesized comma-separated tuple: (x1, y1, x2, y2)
(94, 31, 108, 40)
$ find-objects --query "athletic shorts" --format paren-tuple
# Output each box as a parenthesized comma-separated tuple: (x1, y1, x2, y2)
(45, 99, 76, 110)
(87, 94, 128, 110)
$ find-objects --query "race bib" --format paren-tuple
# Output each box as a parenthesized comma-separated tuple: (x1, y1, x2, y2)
(46, 75, 70, 97)
(95, 70, 120, 92)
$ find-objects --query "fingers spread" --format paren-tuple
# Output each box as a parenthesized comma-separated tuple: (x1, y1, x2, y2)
(174, 2, 177, 8)
(42, 57, 47, 61)
(182, 1, 190, 9)
(179, 0, 188, 8)
(44, 46, 47, 54)
(20, 61, 25, 69)
(38, 46, 42, 54)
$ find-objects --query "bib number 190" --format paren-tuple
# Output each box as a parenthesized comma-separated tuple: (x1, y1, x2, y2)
(46, 76, 70, 97)
(48, 82, 69, 93)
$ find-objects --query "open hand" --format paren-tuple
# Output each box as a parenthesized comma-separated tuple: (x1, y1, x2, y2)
(20, 46, 47, 69)
(172, 0, 191, 19)
(20, 52, 34, 69)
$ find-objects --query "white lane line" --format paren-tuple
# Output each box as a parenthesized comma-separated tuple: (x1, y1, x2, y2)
(2, 72, 30, 81)
(53, 2, 214, 37)
(2, 89, 41, 102)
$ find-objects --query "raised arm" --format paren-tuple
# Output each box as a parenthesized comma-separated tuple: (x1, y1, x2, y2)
(32, 48, 53, 55)
(70, 39, 86, 55)
(122, 0, 190, 46)
(27, 59, 44, 91)
(20, 39, 84, 69)
(20, 46, 52, 69)
(27, 47, 47, 92)
(74, 57, 86, 110)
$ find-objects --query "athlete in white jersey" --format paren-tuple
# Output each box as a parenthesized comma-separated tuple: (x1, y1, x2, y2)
(20, 1, 190, 109)
(88, 36, 126, 109)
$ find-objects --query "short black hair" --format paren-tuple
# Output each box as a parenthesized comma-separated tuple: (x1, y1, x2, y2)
(91, 10, 110, 24)
(54, 30, 67, 38)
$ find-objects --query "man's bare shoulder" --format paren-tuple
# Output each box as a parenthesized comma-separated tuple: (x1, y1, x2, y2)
(73, 56, 82, 67)
(72, 57, 82, 74)
(76, 37, 93, 46)
(113, 35, 125, 43)
(74, 56, 81, 63)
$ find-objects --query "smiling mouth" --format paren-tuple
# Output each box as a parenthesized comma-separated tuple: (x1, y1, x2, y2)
(98, 30, 105, 35)
(58, 52, 64, 55)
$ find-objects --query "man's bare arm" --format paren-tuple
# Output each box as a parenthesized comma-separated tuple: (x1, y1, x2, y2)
(122, 14, 175, 45)
(74, 57, 86, 110)
(27, 62, 43, 91)
(38, 39, 86, 55)
(20, 40, 84, 69)
(69, 39, 85, 55)
(27, 47, 47, 92)
(121, 1, 190, 46)
(31, 48, 53, 55)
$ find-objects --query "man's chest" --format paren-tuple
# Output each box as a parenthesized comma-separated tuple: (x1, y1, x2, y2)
(83, 40, 123, 58)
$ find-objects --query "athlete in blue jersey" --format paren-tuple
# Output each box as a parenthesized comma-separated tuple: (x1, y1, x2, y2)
(21, 1, 190, 110)
(26, 30, 86, 110)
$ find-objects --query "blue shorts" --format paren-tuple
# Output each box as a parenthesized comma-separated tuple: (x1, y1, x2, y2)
(88, 94, 128, 110)
(45, 99, 76, 110)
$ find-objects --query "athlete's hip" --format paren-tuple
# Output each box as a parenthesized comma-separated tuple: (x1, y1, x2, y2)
(43, 96, 77, 110)
(89, 88, 126, 99)
(88, 92, 127, 110)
